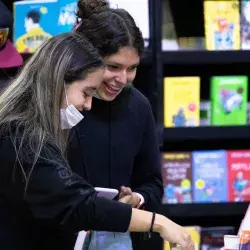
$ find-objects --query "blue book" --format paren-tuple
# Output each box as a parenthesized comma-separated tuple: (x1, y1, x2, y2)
(13, 0, 58, 53)
(192, 150, 228, 203)
(57, 0, 77, 33)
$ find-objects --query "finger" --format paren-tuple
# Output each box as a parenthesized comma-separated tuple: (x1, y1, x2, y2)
(120, 186, 132, 195)
(119, 195, 131, 204)
(180, 234, 193, 250)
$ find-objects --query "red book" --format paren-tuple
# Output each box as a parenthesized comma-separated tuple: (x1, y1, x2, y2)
(227, 150, 250, 202)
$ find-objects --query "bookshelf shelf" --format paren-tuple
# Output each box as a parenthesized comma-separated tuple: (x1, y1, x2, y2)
(162, 50, 250, 65)
(160, 202, 249, 218)
(163, 126, 250, 141)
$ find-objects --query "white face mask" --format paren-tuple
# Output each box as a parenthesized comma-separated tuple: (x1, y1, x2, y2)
(93, 91, 101, 99)
(60, 85, 84, 130)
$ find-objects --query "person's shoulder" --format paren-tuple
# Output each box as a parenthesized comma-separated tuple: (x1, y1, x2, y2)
(127, 86, 151, 108)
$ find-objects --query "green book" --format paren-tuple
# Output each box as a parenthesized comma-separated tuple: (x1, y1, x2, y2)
(210, 76, 248, 125)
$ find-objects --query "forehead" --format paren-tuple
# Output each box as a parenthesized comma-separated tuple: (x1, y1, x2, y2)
(82, 68, 104, 88)
(104, 46, 140, 66)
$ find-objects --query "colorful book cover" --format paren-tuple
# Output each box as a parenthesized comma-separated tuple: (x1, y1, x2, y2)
(192, 150, 228, 203)
(163, 77, 200, 127)
(204, 1, 240, 50)
(239, 231, 250, 250)
(162, 152, 192, 204)
(241, 1, 250, 49)
(13, 0, 58, 53)
(201, 227, 235, 250)
(210, 76, 248, 126)
(228, 150, 250, 202)
(57, 0, 77, 33)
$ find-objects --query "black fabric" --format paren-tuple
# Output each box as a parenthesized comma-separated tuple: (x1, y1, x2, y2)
(0, 134, 132, 250)
(68, 86, 163, 248)
(0, 0, 13, 39)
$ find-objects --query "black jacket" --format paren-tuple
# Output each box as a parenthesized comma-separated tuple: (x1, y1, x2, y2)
(0, 135, 132, 250)
(68, 87, 163, 247)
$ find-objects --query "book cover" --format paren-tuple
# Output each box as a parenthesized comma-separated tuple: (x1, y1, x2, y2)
(13, 0, 58, 53)
(228, 150, 250, 202)
(57, 0, 77, 33)
(204, 1, 240, 50)
(241, 1, 250, 49)
(239, 231, 250, 250)
(192, 150, 228, 203)
(162, 152, 192, 204)
(210, 76, 248, 126)
(164, 77, 200, 127)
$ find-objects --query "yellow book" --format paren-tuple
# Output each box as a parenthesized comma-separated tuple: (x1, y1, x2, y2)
(163, 77, 200, 128)
(164, 226, 201, 250)
(204, 1, 240, 50)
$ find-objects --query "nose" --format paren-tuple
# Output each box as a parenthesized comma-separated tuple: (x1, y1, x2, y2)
(116, 70, 127, 85)
(83, 97, 92, 111)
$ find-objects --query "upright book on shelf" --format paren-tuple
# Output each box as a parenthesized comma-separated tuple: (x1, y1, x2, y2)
(162, 152, 193, 204)
(13, 0, 58, 53)
(204, 1, 240, 50)
(192, 150, 228, 203)
(227, 150, 250, 202)
(240, 0, 250, 49)
(163, 77, 200, 128)
(210, 76, 248, 126)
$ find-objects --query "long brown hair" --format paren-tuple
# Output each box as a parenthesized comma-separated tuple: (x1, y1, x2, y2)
(0, 32, 103, 190)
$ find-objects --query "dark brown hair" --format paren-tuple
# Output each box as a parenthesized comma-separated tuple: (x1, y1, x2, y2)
(76, 0, 144, 57)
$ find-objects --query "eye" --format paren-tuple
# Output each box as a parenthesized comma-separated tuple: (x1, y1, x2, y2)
(83, 92, 89, 98)
(128, 66, 137, 71)
(107, 65, 119, 71)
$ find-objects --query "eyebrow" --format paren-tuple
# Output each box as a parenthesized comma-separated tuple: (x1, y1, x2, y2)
(106, 62, 139, 67)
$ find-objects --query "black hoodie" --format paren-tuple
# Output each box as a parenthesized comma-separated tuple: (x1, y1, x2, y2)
(68, 86, 163, 213)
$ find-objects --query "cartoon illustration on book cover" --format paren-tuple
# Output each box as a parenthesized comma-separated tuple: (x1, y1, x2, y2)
(14, 1, 58, 53)
(204, 1, 240, 50)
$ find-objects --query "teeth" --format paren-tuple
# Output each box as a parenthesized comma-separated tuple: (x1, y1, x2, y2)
(107, 84, 121, 91)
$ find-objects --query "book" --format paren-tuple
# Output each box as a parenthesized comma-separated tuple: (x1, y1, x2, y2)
(57, 0, 77, 33)
(163, 77, 200, 127)
(210, 76, 248, 126)
(241, 1, 250, 49)
(228, 150, 250, 202)
(239, 231, 250, 250)
(162, 152, 193, 204)
(204, 1, 240, 50)
(192, 150, 228, 203)
(13, 0, 58, 53)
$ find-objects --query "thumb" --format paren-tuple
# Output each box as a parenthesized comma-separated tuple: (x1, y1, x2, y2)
(119, 195, 131, 204)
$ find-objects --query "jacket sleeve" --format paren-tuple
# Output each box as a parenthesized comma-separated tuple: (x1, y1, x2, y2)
(131, 101, 163, 212)
(21, 145, 132, 233)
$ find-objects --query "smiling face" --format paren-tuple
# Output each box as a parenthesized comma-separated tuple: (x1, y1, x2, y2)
(95, 46, 140, 101)
(63, 68, 104, 111)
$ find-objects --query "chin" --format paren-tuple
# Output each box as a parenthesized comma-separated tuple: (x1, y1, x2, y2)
(97, 90, 118, 102)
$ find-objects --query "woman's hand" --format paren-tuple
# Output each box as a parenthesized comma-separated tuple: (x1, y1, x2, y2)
(119, 186, 141, 208)
(154, 214, 194, 250)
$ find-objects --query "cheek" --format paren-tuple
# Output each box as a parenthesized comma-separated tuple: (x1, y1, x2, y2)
(127, 71, 137, 83)
(103, 70, 116, 82)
